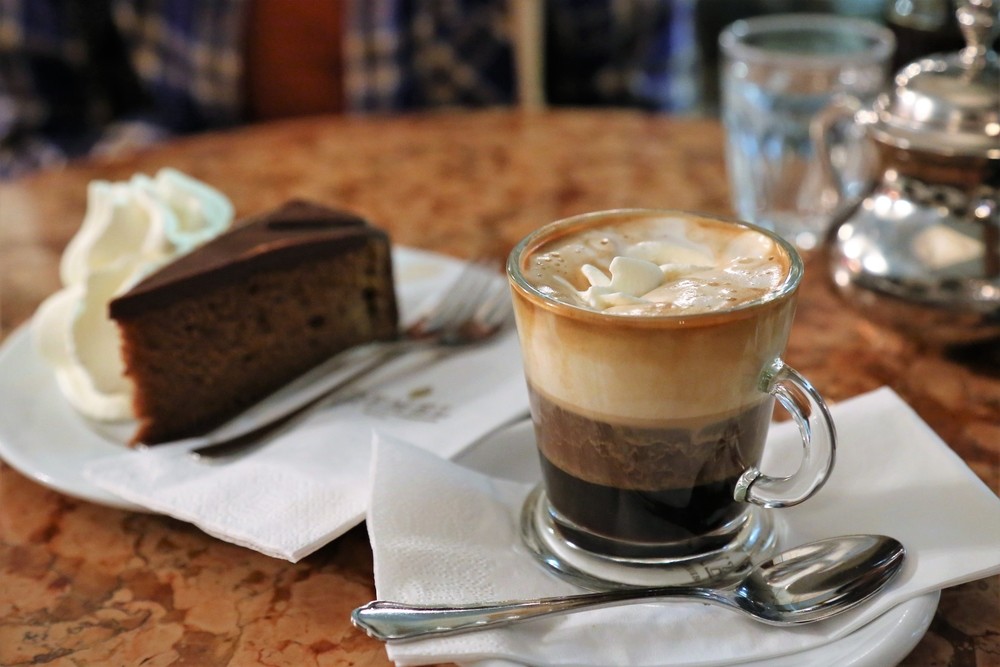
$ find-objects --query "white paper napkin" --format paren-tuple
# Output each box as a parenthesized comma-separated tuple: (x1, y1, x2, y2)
(83, 329, 529, 562)
(367, 387, 1000, 667)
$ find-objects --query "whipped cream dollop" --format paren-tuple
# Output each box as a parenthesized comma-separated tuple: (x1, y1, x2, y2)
(31, 168, 233, 421)
(530, 217, 788, 315)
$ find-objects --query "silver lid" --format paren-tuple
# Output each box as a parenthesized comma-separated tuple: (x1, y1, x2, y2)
(867, 0, 1000, 158)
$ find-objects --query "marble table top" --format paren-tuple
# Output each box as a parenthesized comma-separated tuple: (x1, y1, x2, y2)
(0, 109, 996, 666)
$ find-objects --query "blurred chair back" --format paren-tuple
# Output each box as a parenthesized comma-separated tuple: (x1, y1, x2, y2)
(244, 0, 345, 120)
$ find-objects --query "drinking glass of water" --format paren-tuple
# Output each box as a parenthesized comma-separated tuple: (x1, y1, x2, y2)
(720, 14, 895, 251)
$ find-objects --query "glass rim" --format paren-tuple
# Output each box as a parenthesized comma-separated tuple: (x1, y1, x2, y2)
(506, 208, 803, 324)
(718, 13, 896, 68)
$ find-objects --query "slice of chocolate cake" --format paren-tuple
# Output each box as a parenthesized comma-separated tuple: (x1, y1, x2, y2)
(109, 199, 398, 445)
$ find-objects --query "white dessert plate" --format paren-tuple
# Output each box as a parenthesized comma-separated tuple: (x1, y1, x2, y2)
(0, 247, 465, 511)
(452, 420, 940, 667)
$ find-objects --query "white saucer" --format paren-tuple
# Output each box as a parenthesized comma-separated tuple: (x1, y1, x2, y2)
(0, 324, 139, 509)
(454, 420, 939, 667)
(0, 247, 463, 511)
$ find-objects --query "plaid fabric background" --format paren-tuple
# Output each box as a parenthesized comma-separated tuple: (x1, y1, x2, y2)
(342, 0, 411, 112)
(0, 0, 246, 178)
(343, 0, 515, 112)
(111, 0, 246, 131)
(1, 0, 695, 177)
(343, 0, 695, 113)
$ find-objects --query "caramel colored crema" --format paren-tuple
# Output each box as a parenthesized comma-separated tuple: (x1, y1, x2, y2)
(510, 211, 798, 426)
(522, 212, 791, 316)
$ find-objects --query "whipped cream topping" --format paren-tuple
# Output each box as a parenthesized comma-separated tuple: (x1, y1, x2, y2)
(528, 216, 788, 315)
(31, 168, 233, 421)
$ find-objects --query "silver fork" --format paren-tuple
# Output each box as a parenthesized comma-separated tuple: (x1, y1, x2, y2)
(188, 258, 514, 461)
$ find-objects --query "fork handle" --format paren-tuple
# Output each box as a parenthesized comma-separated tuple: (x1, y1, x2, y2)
(187, 339, 427, 459)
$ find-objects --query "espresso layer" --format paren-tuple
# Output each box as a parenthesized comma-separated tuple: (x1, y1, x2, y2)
(529, 386, 771, 491)
(541, 454, 747, 550)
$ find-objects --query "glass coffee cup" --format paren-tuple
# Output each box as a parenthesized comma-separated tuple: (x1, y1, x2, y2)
(507, 209, 836, 589)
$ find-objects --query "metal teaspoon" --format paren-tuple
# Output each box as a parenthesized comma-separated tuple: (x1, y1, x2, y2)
(351, 534, 905, 642)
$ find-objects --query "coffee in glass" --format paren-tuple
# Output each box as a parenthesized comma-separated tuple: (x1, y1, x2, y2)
(507, 209, 836, 588)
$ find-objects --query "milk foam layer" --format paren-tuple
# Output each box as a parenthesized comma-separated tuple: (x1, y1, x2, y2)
(512, 212, 797, 423)
(524, 215, 787, 315)
(31, 169, 233, 421)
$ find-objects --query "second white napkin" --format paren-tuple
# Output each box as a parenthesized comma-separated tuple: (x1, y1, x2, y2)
(83, 330, 528, 562)
(81, 248, 530, 561)
(367, 387, 1000, 667)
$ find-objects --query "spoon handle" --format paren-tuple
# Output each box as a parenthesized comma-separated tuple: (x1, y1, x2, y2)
(351, 587, 718, 642)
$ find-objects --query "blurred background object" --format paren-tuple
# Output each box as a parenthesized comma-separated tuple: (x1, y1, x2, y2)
(885, 0, 966, 69)
(718, 12, 895, 251)
(0, 0, 700, 180)
(0, 0, 247, 178)
(2, 0, 995, 181)
(692, 0, 886, 115)
(823, 0, 1000, 345)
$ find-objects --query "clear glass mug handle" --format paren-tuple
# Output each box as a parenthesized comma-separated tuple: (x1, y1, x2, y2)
(734, 359, 837, 508)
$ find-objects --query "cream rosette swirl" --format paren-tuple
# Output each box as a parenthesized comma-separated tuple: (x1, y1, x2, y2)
(31, 168, 233, 421)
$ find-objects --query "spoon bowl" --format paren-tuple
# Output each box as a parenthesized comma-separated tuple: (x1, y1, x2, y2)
(351, 534, 905, 642)
(727, 534, 905, 623)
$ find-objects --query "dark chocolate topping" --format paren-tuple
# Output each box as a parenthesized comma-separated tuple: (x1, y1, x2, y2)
(109, 199, 387, 318)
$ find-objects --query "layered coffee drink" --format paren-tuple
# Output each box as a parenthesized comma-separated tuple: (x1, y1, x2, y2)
(510, 210, 798, 558)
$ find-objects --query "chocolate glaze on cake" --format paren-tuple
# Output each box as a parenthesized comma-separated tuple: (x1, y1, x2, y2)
(110, 200, 382, 318)
(109, 199, 399, 445)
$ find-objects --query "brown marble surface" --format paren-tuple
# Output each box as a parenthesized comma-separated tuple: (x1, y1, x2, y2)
(0, 110, 997, 666)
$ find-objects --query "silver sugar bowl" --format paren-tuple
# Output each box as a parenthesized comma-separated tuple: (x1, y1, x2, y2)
(818, 0, 999, 345)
